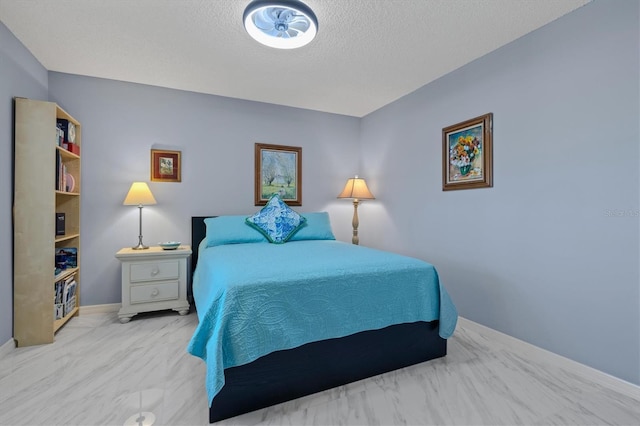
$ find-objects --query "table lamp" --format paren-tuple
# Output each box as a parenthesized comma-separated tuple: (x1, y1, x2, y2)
(123, 182, 157, 250)
(337, 175, 375, 245)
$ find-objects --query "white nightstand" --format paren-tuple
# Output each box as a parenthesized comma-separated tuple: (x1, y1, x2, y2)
(115, 245, 191, 323)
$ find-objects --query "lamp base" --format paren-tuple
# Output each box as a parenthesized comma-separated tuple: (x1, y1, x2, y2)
(351, 199, 360, 245)
(132, 235, 149, 250)
(132, 206, 149, 249)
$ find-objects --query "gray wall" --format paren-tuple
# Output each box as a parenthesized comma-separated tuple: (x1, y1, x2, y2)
(0, 21, 48, 346)
(47, 73, 360, 306)
(360, 0, 639, 384)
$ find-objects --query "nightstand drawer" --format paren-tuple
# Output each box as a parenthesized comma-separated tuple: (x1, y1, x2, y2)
(130, 281, 179, 304)
(129, 260, 179, 283)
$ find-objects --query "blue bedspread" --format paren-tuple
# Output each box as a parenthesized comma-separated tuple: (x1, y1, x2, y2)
(187, 240, 457, 405)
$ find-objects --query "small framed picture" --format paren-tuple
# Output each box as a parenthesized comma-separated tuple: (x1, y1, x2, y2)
(255, 143, 302, 206)
(151, 149, 181, 182)
(442, 113, 493, 191)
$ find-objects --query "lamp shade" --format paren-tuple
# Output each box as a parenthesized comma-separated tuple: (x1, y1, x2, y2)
(123, 182, 157, 206)
(337, 176, 375, 200)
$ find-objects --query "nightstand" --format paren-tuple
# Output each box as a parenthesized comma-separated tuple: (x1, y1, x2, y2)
(115, 245, 191, 323)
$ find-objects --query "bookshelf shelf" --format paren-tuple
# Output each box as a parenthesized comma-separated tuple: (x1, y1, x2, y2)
(13, 98, 82, 347)
(56, 146, 80, 160)
(55, 234, 80, 244)
(55, 267, 80, 282)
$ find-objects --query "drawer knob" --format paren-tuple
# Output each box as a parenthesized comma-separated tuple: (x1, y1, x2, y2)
(151, 267, 160, 276)
(151, 288, 159, 297)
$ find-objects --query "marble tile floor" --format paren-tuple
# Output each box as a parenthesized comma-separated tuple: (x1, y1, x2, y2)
(1, 310, 639, 426)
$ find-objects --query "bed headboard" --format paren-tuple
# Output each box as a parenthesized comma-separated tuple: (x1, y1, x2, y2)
(191, 216, 214, 277)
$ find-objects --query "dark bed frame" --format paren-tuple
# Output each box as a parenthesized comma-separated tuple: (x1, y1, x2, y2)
(191, 216, 447, 423)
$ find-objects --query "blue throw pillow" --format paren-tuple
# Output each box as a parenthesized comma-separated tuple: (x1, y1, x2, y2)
(205, 216, 267, 247)
(289, 212, 336, 241)
(246, 195, 306, 244)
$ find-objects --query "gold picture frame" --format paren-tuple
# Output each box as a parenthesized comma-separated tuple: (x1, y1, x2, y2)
(255, 143, 302, 206)
(151, 149, 181, 182)
(442, 113, 493, 191)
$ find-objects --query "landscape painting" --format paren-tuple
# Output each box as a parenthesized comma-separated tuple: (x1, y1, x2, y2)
(254, 143, 302, 206)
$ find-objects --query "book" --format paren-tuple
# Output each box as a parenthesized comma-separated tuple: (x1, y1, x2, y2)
(55, 150, 60, 190)
(62, 278, 77, 316)
(54, 274, 75, 319)
(67, 143, 80, 155)
(55, 247, 77, 270)
(56, 124, 64, 146)
(54, 279, 64, 304)
(55, 273, 75, 301)
(63, 278, 76, 303)
(56, 212, 65, 236)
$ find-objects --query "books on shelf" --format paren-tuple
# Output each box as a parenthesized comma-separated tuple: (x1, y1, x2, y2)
(56, 122, 80, 155)
(54, 273, 77, 319)
(55, 150, 76, 192)
(55, 247, 77, 274)
(55, 150, 67, 191)
(56, 125, 64, 146)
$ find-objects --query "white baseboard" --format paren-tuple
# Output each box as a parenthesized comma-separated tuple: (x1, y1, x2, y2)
(0, 338, 15, 359)
(79, 303, 120, 315)
(458, 317, 640, 398)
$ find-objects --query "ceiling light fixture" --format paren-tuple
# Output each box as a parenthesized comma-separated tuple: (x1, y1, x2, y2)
(243, 0, 318, 49)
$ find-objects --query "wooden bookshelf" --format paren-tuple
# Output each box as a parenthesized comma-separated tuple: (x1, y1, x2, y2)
(13, 98, 82, 347)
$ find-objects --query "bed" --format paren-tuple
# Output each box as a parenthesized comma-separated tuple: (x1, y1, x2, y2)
(188, 213, 458, 423)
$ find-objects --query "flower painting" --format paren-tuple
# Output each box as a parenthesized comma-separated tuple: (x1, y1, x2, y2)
(442, 113, 493, 191)
(449, 130, 482, 179)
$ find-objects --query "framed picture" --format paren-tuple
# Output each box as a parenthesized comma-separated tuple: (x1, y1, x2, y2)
(255, 143, 302, 206)
(442, 113, 493, 191)
(151, 149, 181, 182)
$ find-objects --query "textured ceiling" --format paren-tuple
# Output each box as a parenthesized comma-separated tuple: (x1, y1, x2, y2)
(0, 0, 590, 117)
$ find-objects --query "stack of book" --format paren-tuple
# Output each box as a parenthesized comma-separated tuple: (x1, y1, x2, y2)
(54, 273, 77, 319)
(55, 150, 68, 191)
(55, 125, 64, 146)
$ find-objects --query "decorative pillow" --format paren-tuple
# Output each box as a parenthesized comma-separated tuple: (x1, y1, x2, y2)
(205, 216, 267, 247)
(289, 212, 336, 241)
(246, 195, 306, 244)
